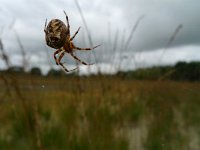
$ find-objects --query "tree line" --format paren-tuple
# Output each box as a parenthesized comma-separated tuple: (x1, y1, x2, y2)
(1, 61, 200, 81)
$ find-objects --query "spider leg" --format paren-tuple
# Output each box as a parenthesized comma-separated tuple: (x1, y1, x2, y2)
(54, 49, 62, 65)
(58, 52, 69, 72)
(70, 27, 81, 41)
(63, 11, 70, 36)
(58, 51, 78, 72)
(70, 52, 94, 65)
(60, 63, 78, 72)
(74, 45, 101, 51)
(44, 19, 47, 33)
(57, 51, 65, 64)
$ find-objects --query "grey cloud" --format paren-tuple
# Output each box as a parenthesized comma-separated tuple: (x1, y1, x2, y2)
(0, 0, 200, 72)
(117, 0, 200, 51)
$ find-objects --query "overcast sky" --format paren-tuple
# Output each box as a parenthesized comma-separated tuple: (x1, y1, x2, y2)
(0, 0, 200, 74)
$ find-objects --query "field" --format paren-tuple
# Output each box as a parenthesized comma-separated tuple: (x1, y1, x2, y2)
(0, 74, 200, 150)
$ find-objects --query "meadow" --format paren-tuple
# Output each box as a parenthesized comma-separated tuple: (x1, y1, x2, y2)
(0, 73, 200, 150)
(0, 0, 199, 149)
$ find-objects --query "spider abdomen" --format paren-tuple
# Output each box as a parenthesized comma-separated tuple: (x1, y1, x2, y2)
(45, 19, 68, 49)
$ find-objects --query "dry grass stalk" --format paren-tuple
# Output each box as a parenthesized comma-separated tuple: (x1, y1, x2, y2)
(0, 37, 12, 99)
(111, 29, 119, 68)
(117, 16, 144, 71)
(14, 30, 29, 72)
(0, 38, 11, 67)
(74, 0, 100, 74)
(160, 24, 183, 61)
(0, 32, 44, 150)
(44, 45, 53, 70)
(124, 15, 145, 51)
(158, 24, 183, 81)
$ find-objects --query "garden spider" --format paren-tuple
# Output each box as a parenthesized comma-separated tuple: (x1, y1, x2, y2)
(44, 11, 100, 72)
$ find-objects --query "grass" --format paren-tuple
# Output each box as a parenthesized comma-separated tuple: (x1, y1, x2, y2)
(0, 74, 200, 149)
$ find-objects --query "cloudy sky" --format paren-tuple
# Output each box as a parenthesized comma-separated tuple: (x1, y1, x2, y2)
(0, 0, 200, 74)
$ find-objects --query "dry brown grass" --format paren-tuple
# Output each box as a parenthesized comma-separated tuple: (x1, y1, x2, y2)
(0, 74, 200, 149)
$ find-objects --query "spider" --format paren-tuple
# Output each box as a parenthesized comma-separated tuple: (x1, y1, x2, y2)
(44, 11, 100, 72)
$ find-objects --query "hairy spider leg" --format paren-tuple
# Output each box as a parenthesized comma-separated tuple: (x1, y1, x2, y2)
(58, 51, 68, 72)
(58, 51, 78, 72)
(70, 52, 94, 65)
(63, 11, 70, 36)
(74, 45, 101, 51)
(57, 51, 65, 64)
(70, 27, 81, 41)
(44, 19, 47, 33)
(54, 49, 63, 65)
(57, 51, 69, 72)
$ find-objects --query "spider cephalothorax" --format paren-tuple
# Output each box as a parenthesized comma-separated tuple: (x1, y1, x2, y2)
(44, 11, 100, 72)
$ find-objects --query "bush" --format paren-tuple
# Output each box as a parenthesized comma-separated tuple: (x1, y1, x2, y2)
(30, 67, 42, 76)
